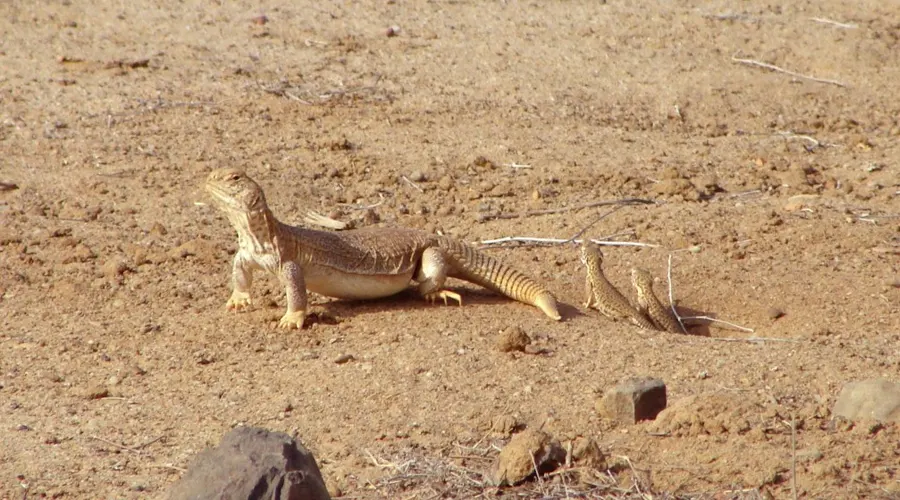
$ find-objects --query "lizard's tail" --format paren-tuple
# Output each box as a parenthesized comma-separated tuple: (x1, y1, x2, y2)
(438, 237, 561, 320)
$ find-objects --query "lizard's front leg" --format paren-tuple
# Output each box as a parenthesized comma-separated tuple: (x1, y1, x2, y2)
(226, 251, 253, 311)
(416, 247, 462, 305)
(582, 273, 594, 309)
(278, 261, 308, 329)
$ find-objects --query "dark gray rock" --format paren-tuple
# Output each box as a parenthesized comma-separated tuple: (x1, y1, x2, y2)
(596, 377, 667, 424)
(169, 426, 330, 500)
(833, 379, 900, 423)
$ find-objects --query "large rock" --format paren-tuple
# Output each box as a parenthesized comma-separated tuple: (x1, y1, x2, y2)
(596, 377, 666, 424)
(169, 426, 330, 500)
(833, 379, 900, 423)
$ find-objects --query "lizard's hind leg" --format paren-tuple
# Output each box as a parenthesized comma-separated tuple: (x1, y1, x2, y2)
(416, 247, 463, 305)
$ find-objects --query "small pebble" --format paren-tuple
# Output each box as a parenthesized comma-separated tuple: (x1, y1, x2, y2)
(85, 385, 109, 400)
(767, 307, 785, 320)
(334, 354, 355, 364)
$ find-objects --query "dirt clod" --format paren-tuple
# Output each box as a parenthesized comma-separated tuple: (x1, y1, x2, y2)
(833, 379, 900, 423)
(493, 429, 564, 486)
(495, 326, 530, 353)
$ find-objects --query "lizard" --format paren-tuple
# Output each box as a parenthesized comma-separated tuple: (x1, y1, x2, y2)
(204, 168, 561, 328)
(579, 240, 656, 330)
(630, 268, 687, 334)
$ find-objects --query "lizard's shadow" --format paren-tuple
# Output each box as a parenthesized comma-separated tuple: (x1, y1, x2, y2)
(313, 287, 583, 322)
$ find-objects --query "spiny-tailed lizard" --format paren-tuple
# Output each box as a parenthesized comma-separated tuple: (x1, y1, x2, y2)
(631, 268, 687, 333)
(205, 168, 561, 328)
(580, 241, 656, 330)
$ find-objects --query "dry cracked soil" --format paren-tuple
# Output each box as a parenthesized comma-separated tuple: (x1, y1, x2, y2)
(1, 0, 899, 498)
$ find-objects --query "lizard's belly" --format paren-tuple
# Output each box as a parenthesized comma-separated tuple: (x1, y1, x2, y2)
(304, 268, 415, 300)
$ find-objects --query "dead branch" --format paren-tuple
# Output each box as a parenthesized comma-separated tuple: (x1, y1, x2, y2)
(704, 336, 802, 344)
(731, 55, 847, 88)
(666, 254, 689, 334)
(88, 435, 144, 454)
(400, 175, 424, 192)
(809, 17, 857, 29)
(476, 237, 658, 249)
(483, 197, 654, 222)
(303, 210, 348, 230)
(790, 414, 799, 500)
(681, 315, 755, 333)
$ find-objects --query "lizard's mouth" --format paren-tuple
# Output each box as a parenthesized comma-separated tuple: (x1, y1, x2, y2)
(204, 183, 238, 211)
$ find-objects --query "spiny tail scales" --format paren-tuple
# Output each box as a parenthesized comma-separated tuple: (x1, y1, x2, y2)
(436, 237, 561, 320)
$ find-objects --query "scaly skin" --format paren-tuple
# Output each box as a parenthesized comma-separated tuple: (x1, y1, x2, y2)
(205, 168, 561, 328)
(631, 268, 686, 334)
(580, 241, 656, 330)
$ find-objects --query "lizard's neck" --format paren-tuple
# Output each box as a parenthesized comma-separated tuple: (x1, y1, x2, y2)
(229, 206, 281, 257)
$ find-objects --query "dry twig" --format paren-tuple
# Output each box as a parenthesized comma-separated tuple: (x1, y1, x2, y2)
(809, 17, 857, 29)
(681, 315, 755, 333)
(484, 197, 654, 222)
(790, 414, 799, 500)
(303, 210, 348, 230)
(88, 435, 144, 454)
(731, 55, 847, 88)
(400, 175, 424, 193)
(666, 254, 689, 334)
(705, 336, 801, 344)
(476, 237, 658, 249)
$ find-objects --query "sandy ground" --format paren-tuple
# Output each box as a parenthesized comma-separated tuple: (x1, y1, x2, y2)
(1, 0, 898, 498)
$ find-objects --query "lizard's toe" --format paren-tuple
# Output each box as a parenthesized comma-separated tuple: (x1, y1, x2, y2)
(226, 292, 252, 311)
(278, 311, 306, 329)
(424, 290, 462, 306)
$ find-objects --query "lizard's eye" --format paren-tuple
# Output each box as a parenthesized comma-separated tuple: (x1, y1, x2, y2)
(227, 174, 240, 182)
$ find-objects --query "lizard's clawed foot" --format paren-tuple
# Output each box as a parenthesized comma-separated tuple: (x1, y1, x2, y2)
(278, 310, 307, 330)
(226, 291, 252, 311)
(424, 290, 463, 306)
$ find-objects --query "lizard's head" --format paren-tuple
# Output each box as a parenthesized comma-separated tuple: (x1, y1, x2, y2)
(630, 268, 654, 293)
(205, 168, 268, 214)
(579, 240, 603, 266)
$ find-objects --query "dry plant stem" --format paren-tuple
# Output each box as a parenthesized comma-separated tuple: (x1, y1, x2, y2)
(400, 175, 424, 192)
(810, 17, 857, 29)
(530, 451, 547, 495)
(566, 205, 626, 244)
(489, 197, 654, 221)
(706, 336, 801, 344)
(731, 55, 848, 88)
(791, 414, 798, 500)
(302, 210, 348, 230)
(681, 315, 755, 333)
(666, 254, 689, 334)
(88, 435, 144, 454)
(146, 463, 188, 472)
(476, 237, 658, 249)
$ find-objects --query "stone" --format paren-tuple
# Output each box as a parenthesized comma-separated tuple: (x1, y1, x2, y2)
(492, 429, 564, 486)
(783, 194, 820, 212)
(169, 426, 330, 500)
(833, 379, 900, 423)
(488, 414, 522, 436)
(596, 377, 666, 424)
(571, 437, 606, 469)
